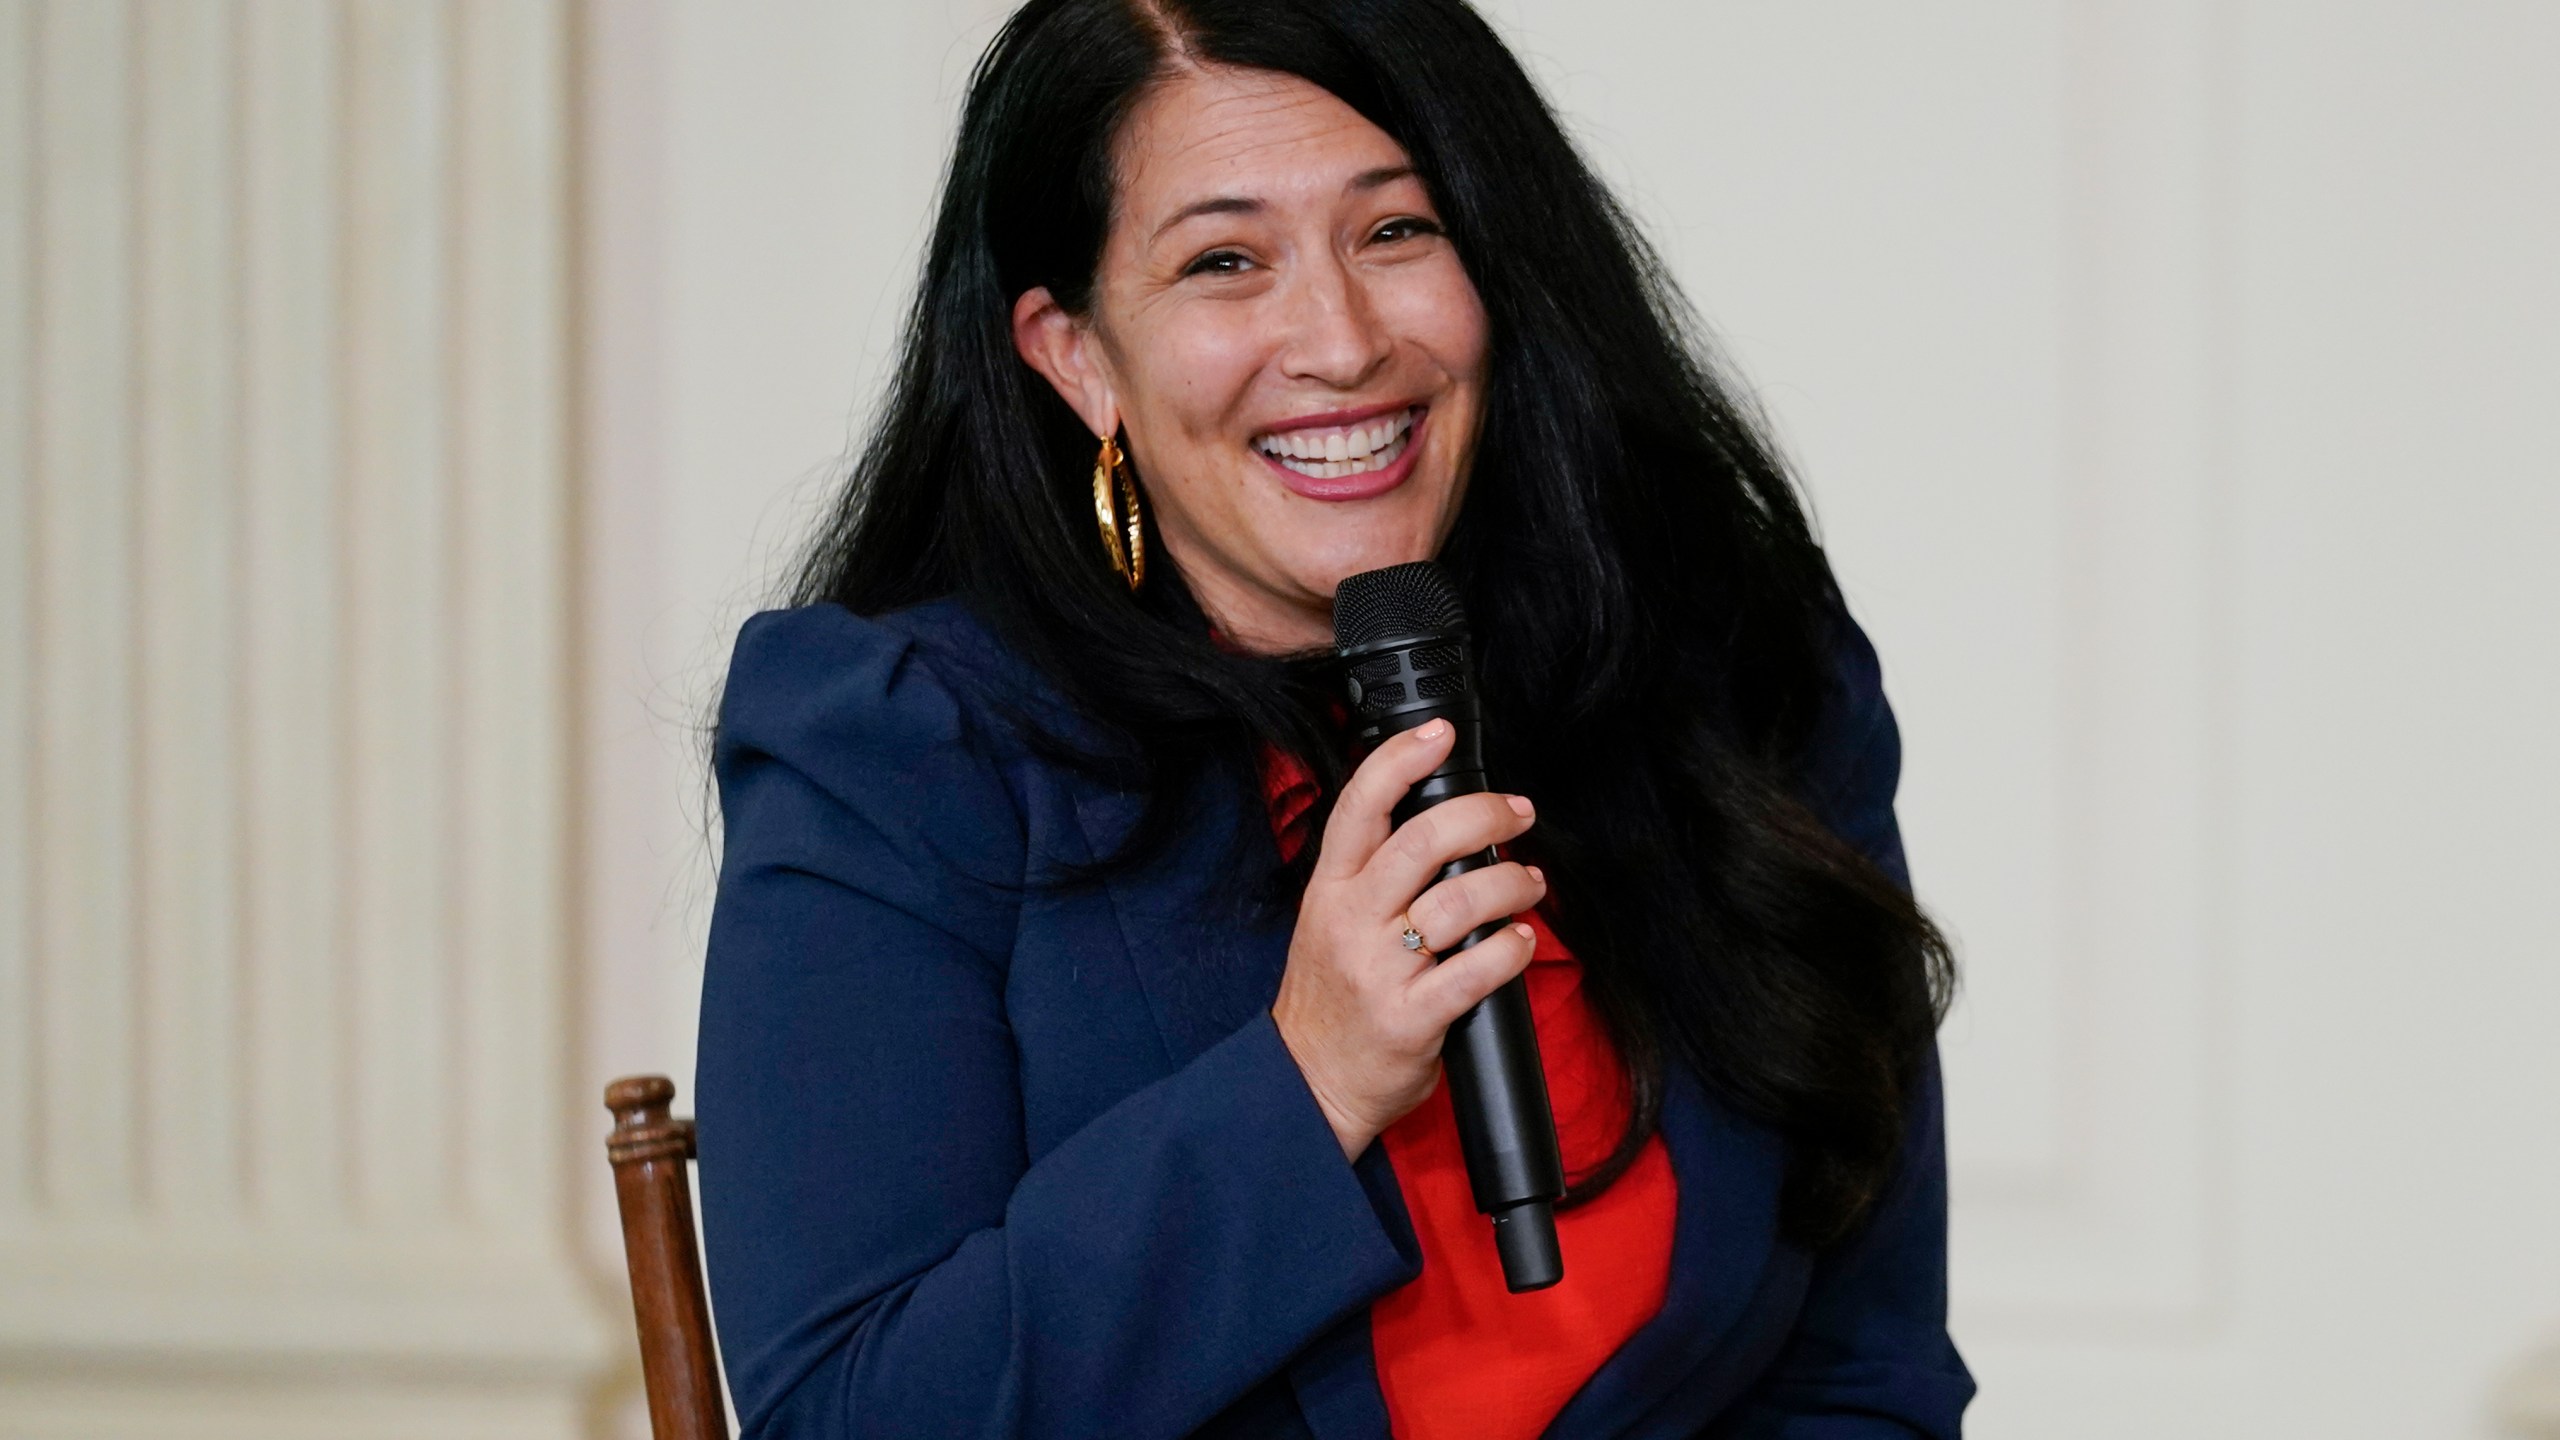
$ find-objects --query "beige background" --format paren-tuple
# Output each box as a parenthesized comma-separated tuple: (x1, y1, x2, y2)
(4, 1, 2556, 1435)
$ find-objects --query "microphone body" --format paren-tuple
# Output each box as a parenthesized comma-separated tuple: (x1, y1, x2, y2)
(1334, 562, 1566, 1293)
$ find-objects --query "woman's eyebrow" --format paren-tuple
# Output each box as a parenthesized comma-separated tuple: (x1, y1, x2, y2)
(1149, 166, 1419, 244)
(1152, 194, 1261, 242)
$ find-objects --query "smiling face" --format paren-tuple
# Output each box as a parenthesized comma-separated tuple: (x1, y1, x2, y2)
(1011, 64, 1492, 654)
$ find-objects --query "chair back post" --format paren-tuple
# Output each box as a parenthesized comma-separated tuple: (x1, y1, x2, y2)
(605, 1076, 727, 1440)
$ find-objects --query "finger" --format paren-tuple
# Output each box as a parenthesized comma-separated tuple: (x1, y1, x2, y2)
(1363, 792, 1535, 910)
(1406, 862, 1546, 953)
(1405, 921, 1539, 1027)
(1312, 720, 1458, 880)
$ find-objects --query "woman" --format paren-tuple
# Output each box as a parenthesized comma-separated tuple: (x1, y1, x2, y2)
(697, 0, 1970, 1435)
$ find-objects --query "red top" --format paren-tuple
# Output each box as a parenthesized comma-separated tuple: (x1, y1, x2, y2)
(1259, 749, 1677, 1440)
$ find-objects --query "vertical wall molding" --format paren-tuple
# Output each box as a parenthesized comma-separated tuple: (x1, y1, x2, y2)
(0, 0, 38, 1224)
(240, 0, 348, 1229)
(137, 0, 246, 1224)
(30, 0, 142, 1220)
(0, 1, 612, 1433)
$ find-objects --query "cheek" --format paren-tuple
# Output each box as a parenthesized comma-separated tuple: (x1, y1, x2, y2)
(1125, 305, 1267, 440)
(1106, 306, 1268, 558)
(1382, 260, 1491, 389)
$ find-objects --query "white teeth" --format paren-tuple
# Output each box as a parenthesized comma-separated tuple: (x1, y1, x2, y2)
(1255, 410, 1416, 481)
(1252, 407, 1418, 474)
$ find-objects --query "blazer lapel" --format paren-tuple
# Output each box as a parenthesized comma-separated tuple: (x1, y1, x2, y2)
(1544, 1068, 1800, 1437)
(1073, 766, 1412, 1438)
(1069, 761, 1295, 1068)
(1279, 1067, 1801, 1440)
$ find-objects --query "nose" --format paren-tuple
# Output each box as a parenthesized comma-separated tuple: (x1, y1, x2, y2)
(1276, 252, 1392, 391)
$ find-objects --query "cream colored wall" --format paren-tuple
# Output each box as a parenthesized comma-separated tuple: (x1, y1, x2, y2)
(1497, 0, 2560, 1431)
(1487, 3, 2560, 1433)
(0, 1, 615, 1435)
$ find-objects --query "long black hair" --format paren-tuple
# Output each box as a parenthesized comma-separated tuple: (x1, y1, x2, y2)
(787, 0, 1953, 1247)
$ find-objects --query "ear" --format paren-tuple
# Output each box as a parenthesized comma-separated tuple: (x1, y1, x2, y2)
(1011, 286, 1119, 440)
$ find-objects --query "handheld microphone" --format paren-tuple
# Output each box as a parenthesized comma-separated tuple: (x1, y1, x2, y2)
(1333, 560, 1566, 1293)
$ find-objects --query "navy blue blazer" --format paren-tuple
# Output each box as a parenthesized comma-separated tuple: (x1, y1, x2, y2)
(697, 598, 1972, 1439)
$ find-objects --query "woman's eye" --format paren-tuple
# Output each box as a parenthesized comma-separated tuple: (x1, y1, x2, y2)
(1372, 216, 1443, 245)
(1183, 249, 1253, 278)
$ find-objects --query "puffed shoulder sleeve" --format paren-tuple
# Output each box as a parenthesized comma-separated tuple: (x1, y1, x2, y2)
(709, 603, 1025, 955)
(695, 605, 1410, 1440)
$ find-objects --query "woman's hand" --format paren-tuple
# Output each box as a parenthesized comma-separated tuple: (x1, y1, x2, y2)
(1271, 719, 1548, 1160)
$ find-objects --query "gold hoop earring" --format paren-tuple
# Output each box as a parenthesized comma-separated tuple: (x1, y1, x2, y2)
(1090, 432, 1145, 590)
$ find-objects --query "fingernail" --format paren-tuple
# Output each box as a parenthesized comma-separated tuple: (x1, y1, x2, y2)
(1421, 720, 1449, 740)
(1514, 923, 1536, 940)
(1526, 865, 1544, 884)
(1506, 795, 1533, 817)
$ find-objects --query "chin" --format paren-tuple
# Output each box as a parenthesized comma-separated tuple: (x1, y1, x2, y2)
(1299, 536, 1439, 604)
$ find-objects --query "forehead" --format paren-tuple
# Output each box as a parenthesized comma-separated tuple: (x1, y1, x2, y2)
(1113, 64, 1413, 223)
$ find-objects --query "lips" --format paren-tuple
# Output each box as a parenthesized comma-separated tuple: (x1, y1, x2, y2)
(1251, 404, 1426, 502)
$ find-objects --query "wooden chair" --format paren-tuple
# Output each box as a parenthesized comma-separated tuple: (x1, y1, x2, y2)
(605, 1076, 728, 1440)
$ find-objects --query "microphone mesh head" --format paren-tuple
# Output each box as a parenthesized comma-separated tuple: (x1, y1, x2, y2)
(1333, 561, 1467, 650)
